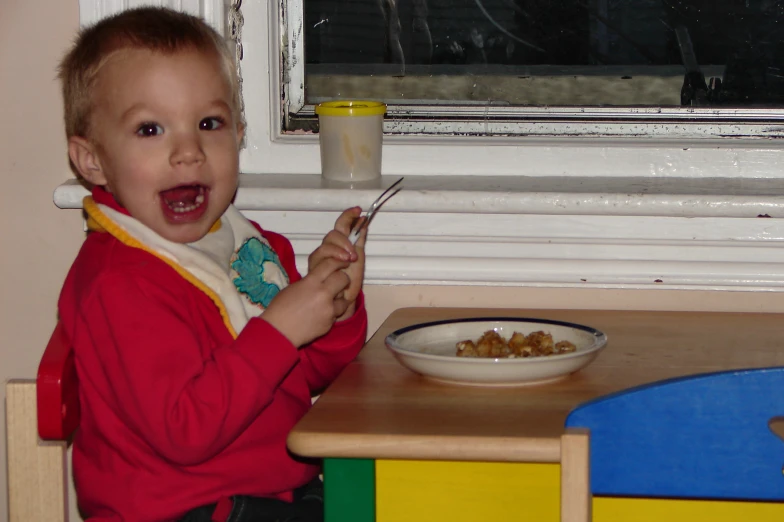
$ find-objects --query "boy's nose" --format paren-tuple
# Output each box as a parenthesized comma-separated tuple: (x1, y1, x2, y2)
(170, 133, 206, 166)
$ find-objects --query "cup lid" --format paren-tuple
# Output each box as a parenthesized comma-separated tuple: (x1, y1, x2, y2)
(315, 100, 386, 117)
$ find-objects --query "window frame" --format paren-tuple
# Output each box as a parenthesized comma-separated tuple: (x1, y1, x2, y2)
(283, 7, 784, 138)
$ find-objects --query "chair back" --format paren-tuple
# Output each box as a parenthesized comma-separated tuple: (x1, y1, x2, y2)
(6, 321, 78, 521)
(37, 320, 80, 440)
(565, 367, 784, 501)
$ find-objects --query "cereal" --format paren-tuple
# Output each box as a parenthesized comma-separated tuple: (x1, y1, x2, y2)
(456, 330, 577, 358)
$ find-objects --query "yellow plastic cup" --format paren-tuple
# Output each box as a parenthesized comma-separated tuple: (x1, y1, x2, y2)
(315, 100, 386, 183)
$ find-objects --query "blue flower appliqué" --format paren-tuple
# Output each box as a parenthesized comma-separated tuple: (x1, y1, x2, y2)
(231, 237, 288, 308)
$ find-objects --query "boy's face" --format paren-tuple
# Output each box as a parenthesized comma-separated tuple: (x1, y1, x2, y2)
(69, 47, 243, 244)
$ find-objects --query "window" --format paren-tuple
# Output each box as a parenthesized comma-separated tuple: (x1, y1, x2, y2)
(238, 0, 784, 177)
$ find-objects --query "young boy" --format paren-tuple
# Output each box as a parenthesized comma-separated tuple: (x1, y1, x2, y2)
(57, 7, 368, 521)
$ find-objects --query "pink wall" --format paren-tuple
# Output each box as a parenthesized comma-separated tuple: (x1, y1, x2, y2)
(1, 0, 83, 516)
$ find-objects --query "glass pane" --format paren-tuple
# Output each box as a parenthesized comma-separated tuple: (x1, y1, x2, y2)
(303, 0, 784, 107)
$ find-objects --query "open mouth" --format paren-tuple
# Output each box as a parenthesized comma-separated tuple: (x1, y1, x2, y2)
(161, 184, 206, 213)
(159, 184, 209, 222)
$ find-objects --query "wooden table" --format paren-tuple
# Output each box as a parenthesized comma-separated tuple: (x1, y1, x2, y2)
(288, 307, 784, 522)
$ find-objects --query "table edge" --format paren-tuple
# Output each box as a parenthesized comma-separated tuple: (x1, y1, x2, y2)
(287, 431, 562, 463)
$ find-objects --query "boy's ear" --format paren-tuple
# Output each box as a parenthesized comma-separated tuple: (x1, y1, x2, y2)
(68, 136, 107, 186)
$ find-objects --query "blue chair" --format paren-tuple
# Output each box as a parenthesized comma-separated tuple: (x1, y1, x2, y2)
(559, 367, 784, 522)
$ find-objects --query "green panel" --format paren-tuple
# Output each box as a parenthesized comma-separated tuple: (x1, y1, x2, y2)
(324, 458, 375, 522)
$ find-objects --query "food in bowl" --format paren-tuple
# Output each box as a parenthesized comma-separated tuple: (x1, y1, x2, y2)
(456, 329, 577, 358)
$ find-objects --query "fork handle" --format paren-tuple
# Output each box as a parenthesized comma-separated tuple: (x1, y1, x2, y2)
(348, 215, 368, 245)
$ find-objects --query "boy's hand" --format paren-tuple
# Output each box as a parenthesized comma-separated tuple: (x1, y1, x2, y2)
(262, 257, 352, 348)
(308, 207, 367, 321)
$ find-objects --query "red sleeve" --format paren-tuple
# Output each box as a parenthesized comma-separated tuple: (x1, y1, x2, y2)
(299, 293, 367, 393)
(258, 224, 368, 393)
(77, 267, 300, 466)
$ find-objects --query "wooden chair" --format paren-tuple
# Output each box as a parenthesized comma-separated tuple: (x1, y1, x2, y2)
(559, 367, 784, 522)
(6, 321, 79, 521)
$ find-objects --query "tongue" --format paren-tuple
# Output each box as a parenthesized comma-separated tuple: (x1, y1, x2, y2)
(162, 185, 200, 207)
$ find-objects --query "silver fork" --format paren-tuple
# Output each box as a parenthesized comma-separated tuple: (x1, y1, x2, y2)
(347, 177, 404, 245)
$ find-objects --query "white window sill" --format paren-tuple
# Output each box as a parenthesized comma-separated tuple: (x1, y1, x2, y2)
(54, 175, 784, 291)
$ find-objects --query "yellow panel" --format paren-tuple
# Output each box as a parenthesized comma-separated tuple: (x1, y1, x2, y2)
(595, 496, 784, 522)
(376, 460, 560, 522)
(376, 460, 784, 522)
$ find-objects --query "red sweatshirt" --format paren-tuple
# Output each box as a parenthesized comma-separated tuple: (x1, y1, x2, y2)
(57, 188, 367, 521)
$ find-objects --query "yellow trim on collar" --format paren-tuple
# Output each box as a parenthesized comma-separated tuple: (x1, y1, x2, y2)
(83, 196, 238, 338)
(86, 206, 222, 235)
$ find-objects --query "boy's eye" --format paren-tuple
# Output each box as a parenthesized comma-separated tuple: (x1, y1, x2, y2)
(199, 117, 225, 131)
(137, 123, 163, 137)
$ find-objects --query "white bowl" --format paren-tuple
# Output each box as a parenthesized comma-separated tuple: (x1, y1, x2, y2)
(385, 317, 607, 387)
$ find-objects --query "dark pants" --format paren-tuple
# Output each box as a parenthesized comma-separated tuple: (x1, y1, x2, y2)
(180, 478, 324, 522)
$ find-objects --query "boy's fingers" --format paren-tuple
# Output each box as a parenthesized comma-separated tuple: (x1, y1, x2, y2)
(354, 224, 368, 249)
(309, 257, 349, 282)
(324, 270, 350, 297)
(314, 242, 351, 262)
(335, 207, 362, 235)
(347, 215, 366, 237)
(333, 297, 350, 318)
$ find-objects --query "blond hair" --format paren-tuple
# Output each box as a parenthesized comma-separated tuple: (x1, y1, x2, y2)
(59, 7, 241, 139)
